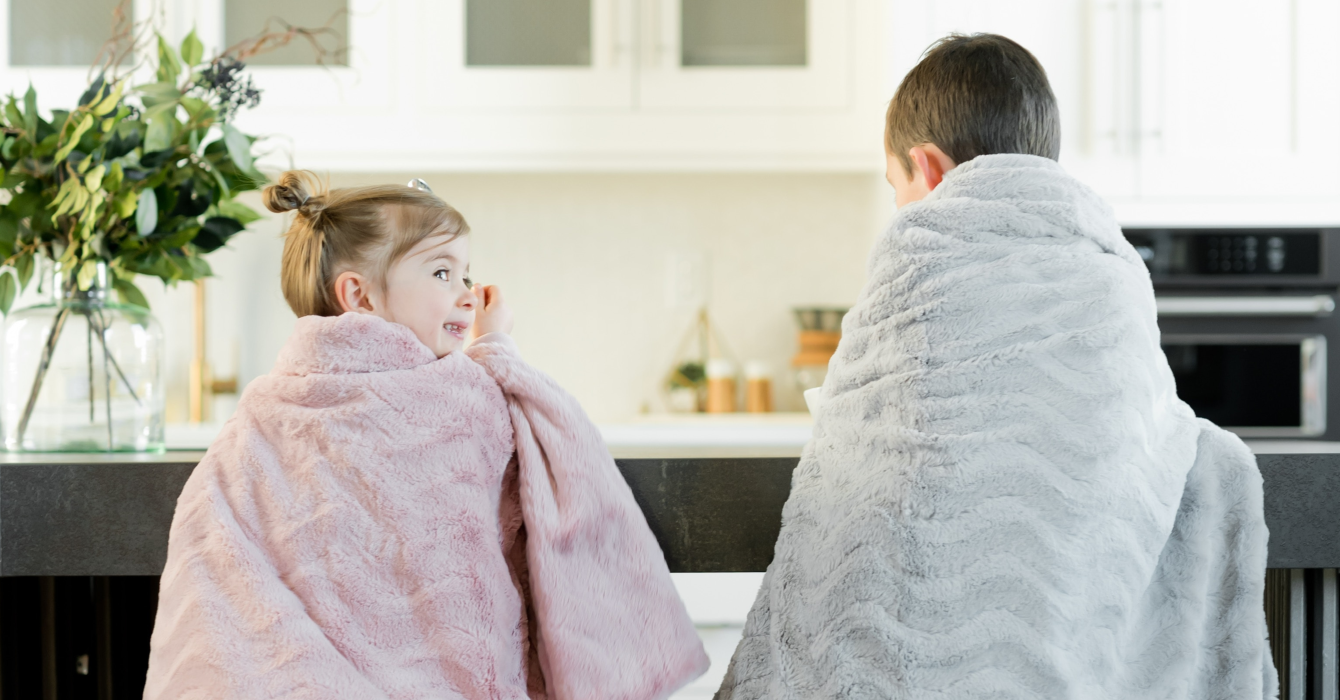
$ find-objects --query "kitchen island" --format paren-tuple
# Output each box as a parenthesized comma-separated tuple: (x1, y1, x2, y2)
(1, 440, 1338, 698)
(2, 442, 1339, 576)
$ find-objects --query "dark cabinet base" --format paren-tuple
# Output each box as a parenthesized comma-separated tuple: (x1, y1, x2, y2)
(0, 571, 1316, 698)
(0, 577, 158, 700)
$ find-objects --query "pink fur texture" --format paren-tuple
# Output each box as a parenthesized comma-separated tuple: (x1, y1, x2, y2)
(145, 313, 707, 699)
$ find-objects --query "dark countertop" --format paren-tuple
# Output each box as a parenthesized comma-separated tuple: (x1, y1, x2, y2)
(1, 451, 1336, 576)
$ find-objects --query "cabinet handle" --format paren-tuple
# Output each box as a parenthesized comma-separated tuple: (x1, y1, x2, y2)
(1302, 337, 1328, 437)
(641, 0, 673, 69)
(1132, 0, 1165, 155)
(644, 0, 660, 68)
(1085, 1, 1127, 156)
(1130, 0, 1142, 155)
(612, 0, 633, 66)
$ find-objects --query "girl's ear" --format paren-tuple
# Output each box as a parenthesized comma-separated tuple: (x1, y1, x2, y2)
(333, 270, 377, 314)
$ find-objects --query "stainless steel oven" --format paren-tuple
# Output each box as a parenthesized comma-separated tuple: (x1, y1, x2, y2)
(1125, 228, 1340, 440)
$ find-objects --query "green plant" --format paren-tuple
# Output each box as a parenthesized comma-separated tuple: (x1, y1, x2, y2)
(667, 361, 706, 389)
(0, 28, 267, 314)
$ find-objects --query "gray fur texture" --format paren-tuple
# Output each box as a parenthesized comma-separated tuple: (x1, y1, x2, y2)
(716, 154, 1277, 700)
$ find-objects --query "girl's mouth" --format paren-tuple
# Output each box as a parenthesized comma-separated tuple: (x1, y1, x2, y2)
(445, 323, 468, 338)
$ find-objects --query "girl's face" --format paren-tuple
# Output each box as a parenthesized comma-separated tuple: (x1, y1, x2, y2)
(381, 234, 477, 358)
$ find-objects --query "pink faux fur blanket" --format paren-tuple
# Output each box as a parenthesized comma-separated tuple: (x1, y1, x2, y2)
(144, 313, 707, 699)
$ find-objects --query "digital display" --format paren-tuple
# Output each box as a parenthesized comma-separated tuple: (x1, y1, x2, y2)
(1124, 229, 1321, 276)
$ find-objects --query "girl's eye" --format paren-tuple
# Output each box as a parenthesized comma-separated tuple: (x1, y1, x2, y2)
(434, 269, 450, 281)
(462, 276, 473, 288)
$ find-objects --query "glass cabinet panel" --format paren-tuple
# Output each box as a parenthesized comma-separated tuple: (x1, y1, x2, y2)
(465, 0, 591, 66)
(224, 0, 348, 66)
(9, 0, 130, 66)
(681, 0, 806, 67)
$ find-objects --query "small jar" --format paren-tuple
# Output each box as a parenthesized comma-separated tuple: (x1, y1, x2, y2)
(743, 360, 773, 413)
(705, 358, 737, 413)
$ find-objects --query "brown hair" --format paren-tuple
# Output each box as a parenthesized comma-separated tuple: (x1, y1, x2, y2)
(264, 171, 470, 317)
(885, 33, 1060, 176)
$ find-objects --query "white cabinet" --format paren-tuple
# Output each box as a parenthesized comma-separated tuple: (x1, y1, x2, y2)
(419, 0, 634, 110)
(1138, 0, 1340, 200)
(188, 0, 396, 113)
(0, 0, 884, 171)
(637, 0, 851, 110)
(891, 0, 1139, 198)
(890, 0, 1340, 204)
(0, 0, 394, 118)
(418, 0, 852, 111)
(387, 0, 882, 170)
(4, 0, 1337, 182)
(0, 0, 156, 117)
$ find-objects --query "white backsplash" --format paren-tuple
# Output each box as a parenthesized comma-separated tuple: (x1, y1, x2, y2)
(140, 171, 891, 424)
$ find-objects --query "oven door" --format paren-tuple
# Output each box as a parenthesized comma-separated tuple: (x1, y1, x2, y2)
(1161, 334, 1327, 437)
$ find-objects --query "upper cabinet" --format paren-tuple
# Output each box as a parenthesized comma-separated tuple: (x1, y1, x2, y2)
(257, 0, 881, 170)
(891, 0, 1139, 198)
(892, 0, 1340, 203)
(1137, 0, 1340, 200)
(0, 0, 884, 171)
(419, 0, 850, 111)
(197, 0, 396, 112)
(9, 0, 1332, 188)
(638, 0, 850, 110)
(420, 0, 635, 110)
(0, 0, 139, 112)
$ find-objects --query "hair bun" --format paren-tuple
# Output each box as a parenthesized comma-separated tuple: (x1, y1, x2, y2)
(263, 170, 327, 217)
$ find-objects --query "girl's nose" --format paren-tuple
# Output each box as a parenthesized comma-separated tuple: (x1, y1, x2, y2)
(462, 284, 478, 308)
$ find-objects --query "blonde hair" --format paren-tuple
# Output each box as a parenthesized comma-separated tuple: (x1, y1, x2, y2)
(264, 171, 470, 317)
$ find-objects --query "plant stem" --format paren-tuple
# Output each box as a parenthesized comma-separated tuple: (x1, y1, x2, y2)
(16, 307, 72, 445)
(100, 313, 113, 450)
(89, 307, 141, 405)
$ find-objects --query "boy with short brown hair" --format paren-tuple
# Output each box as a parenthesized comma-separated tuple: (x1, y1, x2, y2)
(883, 33, 1060, 207)
(717, 33, 1275, 700)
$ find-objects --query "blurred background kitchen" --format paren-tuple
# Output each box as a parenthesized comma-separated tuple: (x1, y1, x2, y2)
(10, 0, 1340, 433)
(4, 0, 1340, 696)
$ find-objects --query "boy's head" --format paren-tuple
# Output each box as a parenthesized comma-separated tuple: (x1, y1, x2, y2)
(267, 171, 478, 357)
(885, 33, 1060, 207)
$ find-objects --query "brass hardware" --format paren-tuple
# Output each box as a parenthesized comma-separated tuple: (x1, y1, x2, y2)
(211, 377, 239, 394)
(189, 279, 239, 423)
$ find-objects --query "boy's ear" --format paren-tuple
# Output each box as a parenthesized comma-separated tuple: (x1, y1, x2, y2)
(909, 144, 957, 192)
(333, 271, 377, 314)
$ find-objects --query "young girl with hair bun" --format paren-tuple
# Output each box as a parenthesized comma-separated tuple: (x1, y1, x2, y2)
(145, 171, 707, 700)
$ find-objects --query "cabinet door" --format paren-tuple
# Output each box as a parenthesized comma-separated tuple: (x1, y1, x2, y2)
(417, 0, 634, 110)
(637, 0, 850, 110)
(0, 0, 149, 107)
(1138, 0, 1340, 199)
(894, 0, 1139, 199)
(197, 0, 393, 112)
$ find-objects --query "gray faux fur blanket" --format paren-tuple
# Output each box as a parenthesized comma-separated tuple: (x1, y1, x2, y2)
(717, 154, 1277, 699)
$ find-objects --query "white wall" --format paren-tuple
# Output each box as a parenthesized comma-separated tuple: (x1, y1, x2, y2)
(143, 172, 892, 423)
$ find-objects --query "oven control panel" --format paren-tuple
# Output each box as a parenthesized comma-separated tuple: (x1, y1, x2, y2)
(1124, 229, 1322, 277)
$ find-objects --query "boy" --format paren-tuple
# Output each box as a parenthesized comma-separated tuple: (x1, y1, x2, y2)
(716, 34, 1275, 700)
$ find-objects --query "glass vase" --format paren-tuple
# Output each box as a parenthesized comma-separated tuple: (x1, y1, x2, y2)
(1, 262, 165, 452)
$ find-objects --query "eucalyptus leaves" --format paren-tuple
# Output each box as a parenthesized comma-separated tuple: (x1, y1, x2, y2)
(0, 28, 266, 315)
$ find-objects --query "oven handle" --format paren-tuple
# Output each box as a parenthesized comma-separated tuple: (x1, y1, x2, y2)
(1302, 337, 1328, 436)
(1155, 295, 1336, 317)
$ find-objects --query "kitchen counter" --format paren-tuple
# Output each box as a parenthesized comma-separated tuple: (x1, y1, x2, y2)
(2, 444, 1338, 576)
(164, 413, 819, 458)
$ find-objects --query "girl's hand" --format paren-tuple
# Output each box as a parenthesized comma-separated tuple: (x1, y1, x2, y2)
(472, 284, 514, 338)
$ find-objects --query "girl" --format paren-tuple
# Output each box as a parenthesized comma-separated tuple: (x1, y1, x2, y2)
(145, 172, 707, 699)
